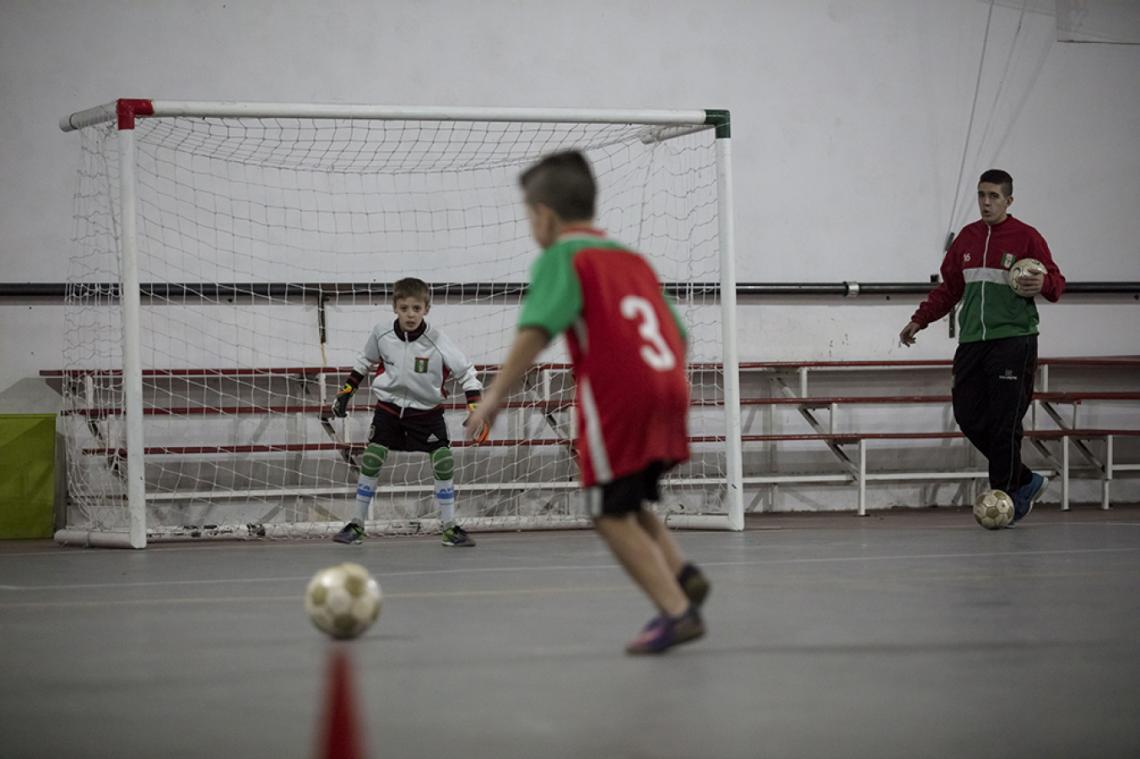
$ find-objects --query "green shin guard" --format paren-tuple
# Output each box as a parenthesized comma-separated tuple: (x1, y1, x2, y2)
(431, 447, 457, 527)
(361, 443, 388, 477)
(430, 447, 454, 481)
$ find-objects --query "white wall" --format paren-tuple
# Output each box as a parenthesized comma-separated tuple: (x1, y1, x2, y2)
(1, 0, 1137, 507)
(3, 0, 1138, 365)
(2, 0, 1138, 285)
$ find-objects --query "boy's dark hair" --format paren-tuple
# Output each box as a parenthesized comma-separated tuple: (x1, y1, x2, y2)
(979, 169, 1013, 197)
(393, 277, 430, 304)
(519, 151, 596, 221)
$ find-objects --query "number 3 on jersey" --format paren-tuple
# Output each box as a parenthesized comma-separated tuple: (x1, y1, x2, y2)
(620, 295, 676, 371)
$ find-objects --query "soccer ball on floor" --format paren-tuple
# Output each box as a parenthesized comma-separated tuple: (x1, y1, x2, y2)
(305, 562, 383, 639)
(973, 489, 1014, 530)
(1008, 258, 1046, 296)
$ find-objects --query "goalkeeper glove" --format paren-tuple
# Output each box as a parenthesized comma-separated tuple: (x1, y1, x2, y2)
(331, 372, 363, 418)
(466, 401, 490, 445)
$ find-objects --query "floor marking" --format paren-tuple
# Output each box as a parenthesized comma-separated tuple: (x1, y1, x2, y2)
(0, 585, 631, 610)
(699, 545, 1140, 568)
(1, 546, 1136, 593)
(3, 521, 1138, 559)
(0, 532, 601, 558)
(0, 566, 619, 592)
(0, 576, 329, 591)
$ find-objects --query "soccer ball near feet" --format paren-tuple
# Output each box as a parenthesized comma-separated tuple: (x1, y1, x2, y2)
(973, 489, 1014, 530)
(305, 562, 382, 639)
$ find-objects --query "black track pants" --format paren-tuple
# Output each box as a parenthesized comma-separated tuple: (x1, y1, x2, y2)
(951, 335, 1038, 492)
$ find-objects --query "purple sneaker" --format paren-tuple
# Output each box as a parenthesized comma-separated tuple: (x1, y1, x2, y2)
(625, 608, 706, 655)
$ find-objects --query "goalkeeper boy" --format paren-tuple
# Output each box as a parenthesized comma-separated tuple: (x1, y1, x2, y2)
(331, 277, 487, 547)
(465, 151, 710, 654)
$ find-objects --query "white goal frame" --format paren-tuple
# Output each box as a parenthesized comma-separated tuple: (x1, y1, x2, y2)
(57, 99, 744, 547)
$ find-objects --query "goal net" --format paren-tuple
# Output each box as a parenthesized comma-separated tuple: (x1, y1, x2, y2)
(57, 101, 742, 546)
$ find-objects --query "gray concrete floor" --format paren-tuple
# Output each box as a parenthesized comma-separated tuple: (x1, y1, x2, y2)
(2, 506, 1139, 759)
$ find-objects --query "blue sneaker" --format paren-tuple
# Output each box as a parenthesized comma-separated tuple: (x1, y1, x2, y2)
(1010, 473, 1048, 524)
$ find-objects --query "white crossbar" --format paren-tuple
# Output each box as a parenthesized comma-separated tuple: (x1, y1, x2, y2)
(61, 100, 711, 132)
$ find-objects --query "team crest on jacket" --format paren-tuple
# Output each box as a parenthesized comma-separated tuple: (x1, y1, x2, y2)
(414, 357, 429, 373)
(1001, 252, 1015, 269)
(963, 253, 971, 262)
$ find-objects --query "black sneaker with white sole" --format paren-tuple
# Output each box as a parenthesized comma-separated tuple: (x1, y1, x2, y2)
(441, 523, 476, 547)
(333, 522, 364, 545)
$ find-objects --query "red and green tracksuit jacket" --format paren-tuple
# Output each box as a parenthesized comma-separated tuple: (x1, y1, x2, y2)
(912, 215, 1065, 343)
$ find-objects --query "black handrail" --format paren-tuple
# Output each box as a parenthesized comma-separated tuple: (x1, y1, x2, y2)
(1, 281, 1138, 300)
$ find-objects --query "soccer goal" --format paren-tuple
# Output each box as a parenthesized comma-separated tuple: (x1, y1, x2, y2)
(56, 99, 743, 547)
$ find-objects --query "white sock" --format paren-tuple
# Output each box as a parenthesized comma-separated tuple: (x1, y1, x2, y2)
(353, 474, 378, 525)
(435, 479, 456, 526)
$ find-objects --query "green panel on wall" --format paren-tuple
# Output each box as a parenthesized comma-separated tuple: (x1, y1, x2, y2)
(0, 414, 56, 539)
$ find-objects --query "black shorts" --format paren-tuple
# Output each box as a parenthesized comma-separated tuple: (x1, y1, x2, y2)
(368, 405, 450, 453)
(588, 461, 668, 518)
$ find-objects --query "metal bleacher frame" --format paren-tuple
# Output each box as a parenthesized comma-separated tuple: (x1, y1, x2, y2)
(40, 355, 1140, 518)
(13, 271, 1139, 525)
(729, 357, 1140, 514)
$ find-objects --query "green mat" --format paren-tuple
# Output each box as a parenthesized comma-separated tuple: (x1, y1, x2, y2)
(0, 414, 56, 538)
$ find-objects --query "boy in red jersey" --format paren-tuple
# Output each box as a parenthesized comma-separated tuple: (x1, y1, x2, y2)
(464, 151, 709, 655)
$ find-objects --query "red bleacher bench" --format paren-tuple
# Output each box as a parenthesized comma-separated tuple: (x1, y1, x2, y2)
(43, 357, 1139, 514)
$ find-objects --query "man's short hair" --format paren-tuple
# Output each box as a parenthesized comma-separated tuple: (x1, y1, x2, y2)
(979, 169, 1013, 197)
(393, 277, 430, 304)
(519, 151, 597, 221)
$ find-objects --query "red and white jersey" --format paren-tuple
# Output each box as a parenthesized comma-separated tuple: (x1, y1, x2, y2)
(518, 227, 690, 486)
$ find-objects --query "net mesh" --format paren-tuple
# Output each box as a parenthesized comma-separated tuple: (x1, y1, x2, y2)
(63, 114, 728, 539)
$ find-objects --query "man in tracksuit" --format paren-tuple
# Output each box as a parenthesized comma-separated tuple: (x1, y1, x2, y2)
(900, 169, 1065, 523)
